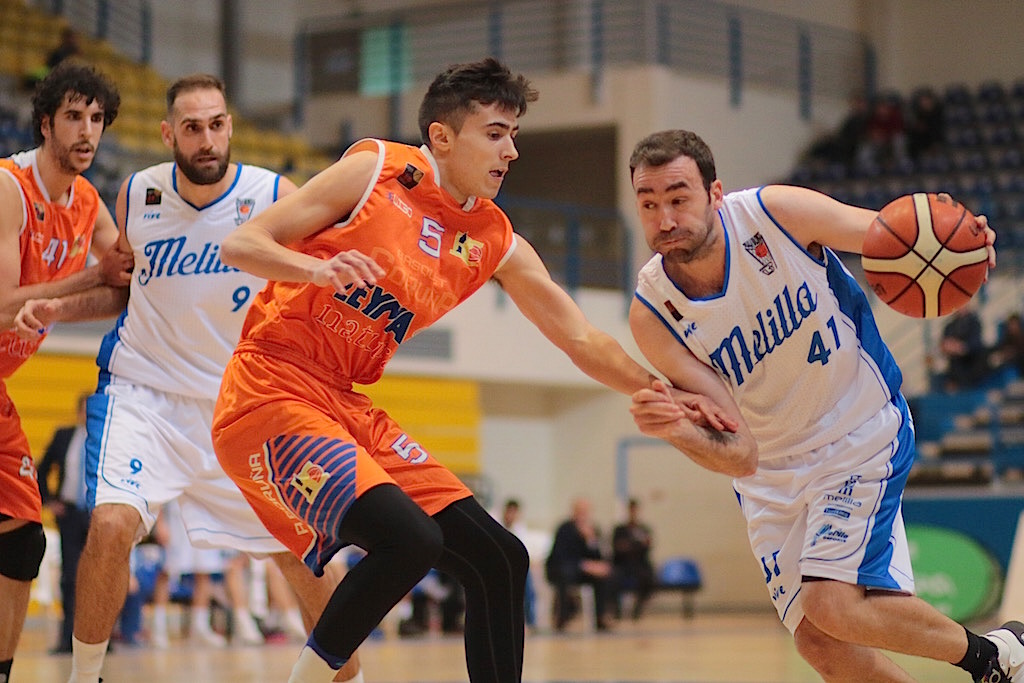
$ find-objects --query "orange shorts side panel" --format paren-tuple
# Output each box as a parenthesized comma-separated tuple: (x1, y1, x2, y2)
(0, 384, 40, 522)
(213, 351, 471, 573)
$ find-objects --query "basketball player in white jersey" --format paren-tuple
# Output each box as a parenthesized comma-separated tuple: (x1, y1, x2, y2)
(15, 74, 361, 683)
(624, 130, 1017, 682)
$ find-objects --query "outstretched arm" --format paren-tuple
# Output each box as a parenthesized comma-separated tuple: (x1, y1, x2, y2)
(629, 299, 758, 477)
(494, 235, 735, 430)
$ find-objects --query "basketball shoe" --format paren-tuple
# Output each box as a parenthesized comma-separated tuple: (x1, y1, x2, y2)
(980, 621, 1024, 682)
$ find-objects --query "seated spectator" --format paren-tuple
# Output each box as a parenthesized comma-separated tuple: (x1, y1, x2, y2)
(545, 498, 613, 631)
(612, 498, 655, 621)
(806, 92, 870, 168)
(991, 312, 1024, 379)
(938, 305, 991, 391)
(907, 87, 946, 160)
(858, 93, 908, 170)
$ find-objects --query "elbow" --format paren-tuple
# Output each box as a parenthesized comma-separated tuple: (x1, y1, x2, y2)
(731, 442, 759, 478)
(219, 231, 245, 269)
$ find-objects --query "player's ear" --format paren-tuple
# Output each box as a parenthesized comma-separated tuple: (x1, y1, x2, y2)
(710, 179, 725, 209)
(428, 121, 452, 152)
(159, 120, 173, 150)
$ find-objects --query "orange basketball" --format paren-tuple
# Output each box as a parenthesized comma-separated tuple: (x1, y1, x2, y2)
(861, 193, 988, 318)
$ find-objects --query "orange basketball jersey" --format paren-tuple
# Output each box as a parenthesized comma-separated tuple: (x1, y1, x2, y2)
(0, 149, 101, 378)
(237, 139, 516, 383)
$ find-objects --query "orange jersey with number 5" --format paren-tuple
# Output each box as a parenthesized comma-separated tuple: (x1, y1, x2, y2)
(0, 149, 101, 378)
(236, 139, 516, 384)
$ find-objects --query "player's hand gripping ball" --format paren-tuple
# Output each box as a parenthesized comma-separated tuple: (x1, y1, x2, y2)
(862, 193, 988, 318)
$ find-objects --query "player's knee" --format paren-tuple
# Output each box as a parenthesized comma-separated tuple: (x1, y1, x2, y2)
(793, 618, 843, 675)
(86, 503, 143, 554)
(0, 521, 46, 581)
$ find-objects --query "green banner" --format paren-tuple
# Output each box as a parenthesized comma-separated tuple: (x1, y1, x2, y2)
(907, 523, 1003, 623)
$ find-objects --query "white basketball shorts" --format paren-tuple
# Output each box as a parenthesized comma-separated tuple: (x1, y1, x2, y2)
(84, 375, 285, 554)
(735, 397, 916, 633)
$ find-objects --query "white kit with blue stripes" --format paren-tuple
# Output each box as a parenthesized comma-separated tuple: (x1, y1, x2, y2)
(635, 186, 904, 461)
(635, 187, 918, 632)
(98, 162, 280, 400)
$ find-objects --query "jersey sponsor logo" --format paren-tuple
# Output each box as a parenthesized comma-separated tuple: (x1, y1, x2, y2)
(664, 300, 683, 322)
(823, 506, 851, 520)
(137, 236, 238, 284)
(743, 232, 776, 275)
(387, 191, 413, 218)
(291, 461, 331, 504)
(330, 282, 414, 343)
(0, 330, 42, 359)
(143, 211, 160, 220)
(145, 187, 162, 205)
(397, 163, 424, 190)
(450, 231, 483, 266)
(33, 201, 45, 221)
(811, 523, 849, 546)
(708, 282, 817, 386)
(235, 197, 255, 225)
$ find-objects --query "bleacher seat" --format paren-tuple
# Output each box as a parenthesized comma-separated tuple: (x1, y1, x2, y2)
(656, 557, 702, 619)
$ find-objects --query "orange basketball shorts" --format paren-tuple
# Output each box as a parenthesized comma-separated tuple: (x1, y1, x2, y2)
(0, 382, 40, 523)
(212, 350, 471, 576)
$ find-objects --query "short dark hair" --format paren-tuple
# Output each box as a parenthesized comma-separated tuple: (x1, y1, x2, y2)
(166, 73, 226, 116)
(629, 129, 717, 191)
(32, 62, 120, 145)
(417, 57, 538, 146)
(504, 498, 520, 510)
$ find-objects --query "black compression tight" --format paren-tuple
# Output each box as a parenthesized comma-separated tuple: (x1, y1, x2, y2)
(311, 488, 529, 683)
(433, 497, 529, 683)
(311, 484, 444, 663)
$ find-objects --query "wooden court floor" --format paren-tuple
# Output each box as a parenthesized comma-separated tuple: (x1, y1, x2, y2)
(16, 609, 974, 682)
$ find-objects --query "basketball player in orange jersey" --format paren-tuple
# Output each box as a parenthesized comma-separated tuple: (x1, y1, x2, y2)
(625, 130, 1014, 683)
(0, 62, 130, 683)
(211, 58, 733, 683)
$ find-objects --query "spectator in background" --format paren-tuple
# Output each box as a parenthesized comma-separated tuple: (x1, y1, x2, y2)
(906, 88, 946, 161)
(806, 92, 870, 169)
(545, 498, 613, 632)
(939, 304, 991, 391)
(47, 28, 83, 72)
(859, 94, 908, 170)
(992, 312, 1024, 379)
(37, 393, 91, 655)
(611, 498, 655, 621)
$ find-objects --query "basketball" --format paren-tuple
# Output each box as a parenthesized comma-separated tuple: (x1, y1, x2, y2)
(861, 193, 988, 318)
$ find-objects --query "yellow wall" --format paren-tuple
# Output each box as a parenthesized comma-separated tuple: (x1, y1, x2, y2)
(8, 352, 481, 475)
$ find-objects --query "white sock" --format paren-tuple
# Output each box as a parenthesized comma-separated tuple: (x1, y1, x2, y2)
(152, 605, 168, 639)
(68, 636, 108, 683)
(192, 605, 211, 632)
(287, 646, 342, 683)
(340, 669, 364, 683)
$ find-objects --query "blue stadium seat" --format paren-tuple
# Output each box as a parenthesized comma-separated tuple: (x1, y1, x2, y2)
(657, 556, 703, 618)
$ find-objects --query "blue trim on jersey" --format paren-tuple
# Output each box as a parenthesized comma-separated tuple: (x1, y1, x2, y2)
(633, 291, 692, 351)
(823, 252, 903, 397)
(96, 309, 129, 374)
(858, 397, 915, 588)
(124, 172, 137, 245)
(171, 162, 243, 211)
(754, 187, 827, 266)
(273, 174, 281, 201)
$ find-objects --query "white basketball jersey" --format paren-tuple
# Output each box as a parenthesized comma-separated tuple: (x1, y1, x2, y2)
(635, 187, 904, 460)
(98, 162, 280, 399)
